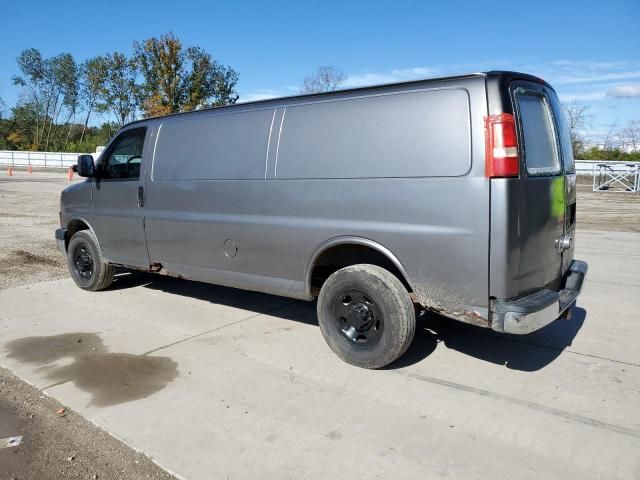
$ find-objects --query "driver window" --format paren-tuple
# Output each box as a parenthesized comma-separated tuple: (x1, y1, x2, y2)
(101, 127, 147, 180)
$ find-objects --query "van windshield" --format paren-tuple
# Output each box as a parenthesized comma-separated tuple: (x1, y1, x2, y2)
(516, 91, 561, 176)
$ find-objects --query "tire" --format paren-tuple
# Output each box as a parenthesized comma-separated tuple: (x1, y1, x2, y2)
(317, 264, 416, 369)
(67, 230, 114, 291)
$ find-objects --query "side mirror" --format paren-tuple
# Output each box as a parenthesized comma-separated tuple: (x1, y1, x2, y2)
(76, 155, 96, 177)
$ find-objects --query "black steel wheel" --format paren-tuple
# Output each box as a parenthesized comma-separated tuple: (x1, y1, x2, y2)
(332, 289, 384, 347)
(317, 264, 415, 369)
(73, 245, 94, 281)
(67, 230, 114, 291)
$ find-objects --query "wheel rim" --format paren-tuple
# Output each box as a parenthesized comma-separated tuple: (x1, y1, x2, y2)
(332, 289, 383, 347)
(73, 244, 94, 280)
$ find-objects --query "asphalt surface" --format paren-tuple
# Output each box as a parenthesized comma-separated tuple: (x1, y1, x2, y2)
(0, 171, 639, 479)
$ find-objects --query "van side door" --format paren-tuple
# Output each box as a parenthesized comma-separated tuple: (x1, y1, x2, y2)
(91, 126, 150, 268)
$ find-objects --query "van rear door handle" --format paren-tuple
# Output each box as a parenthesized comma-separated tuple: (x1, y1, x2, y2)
(137, 186, 144, 208)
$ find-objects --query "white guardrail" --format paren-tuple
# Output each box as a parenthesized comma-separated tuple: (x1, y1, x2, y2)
(0, 150, 89, 169)
(575, 160, 639, 174)
(0, 150, 636, 173)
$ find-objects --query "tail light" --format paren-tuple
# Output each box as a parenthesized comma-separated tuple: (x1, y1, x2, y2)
(484, 113, 519, 177)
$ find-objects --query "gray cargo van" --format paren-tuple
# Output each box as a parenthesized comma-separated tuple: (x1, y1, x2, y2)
(56, 71, 587, 368)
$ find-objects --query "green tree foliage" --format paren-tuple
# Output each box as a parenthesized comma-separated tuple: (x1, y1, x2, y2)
(134, 32, 239, 117)
(11, 49, 79, 150)
(580, 147, 640, 162)
(7, 47, 126, 150)
(79, 56, 109, 143)
(2, 33, 240, 152)
(101, 52, 139, 127)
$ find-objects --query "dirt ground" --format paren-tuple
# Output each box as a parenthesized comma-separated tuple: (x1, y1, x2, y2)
(576, 184, 640, 233)
(0, 172, 74, 289)
(0, 367, 176, 480)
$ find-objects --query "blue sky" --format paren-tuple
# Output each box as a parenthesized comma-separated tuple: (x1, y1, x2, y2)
(1, 0, 639, 142)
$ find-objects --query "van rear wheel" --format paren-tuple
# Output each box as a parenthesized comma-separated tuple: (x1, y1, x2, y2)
(317, 264, 415, 369)
(67, 230, 114, 291)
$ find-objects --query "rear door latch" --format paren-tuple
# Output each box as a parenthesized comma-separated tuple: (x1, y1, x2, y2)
(556, 235, 572, 252)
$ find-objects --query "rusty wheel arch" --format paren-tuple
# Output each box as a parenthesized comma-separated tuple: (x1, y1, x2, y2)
(305, 236, 414, 297)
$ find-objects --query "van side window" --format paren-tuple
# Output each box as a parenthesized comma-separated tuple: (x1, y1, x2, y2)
(100, 128, 147, 180)
(516, 93, 561, 176)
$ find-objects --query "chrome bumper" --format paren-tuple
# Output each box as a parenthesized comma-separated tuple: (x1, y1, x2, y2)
(55, 228, 67, 256)
(491, 260, 588, 335)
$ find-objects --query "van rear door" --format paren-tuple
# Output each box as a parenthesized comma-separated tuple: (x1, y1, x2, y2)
(548, 91, 577, 277)
(510, 81, 568, 294)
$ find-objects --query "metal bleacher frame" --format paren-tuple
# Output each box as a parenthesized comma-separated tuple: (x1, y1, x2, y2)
(592, 162, 640, 193)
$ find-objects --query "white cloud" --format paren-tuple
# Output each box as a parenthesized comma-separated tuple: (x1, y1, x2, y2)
(238, 67, 440, 103)
(553, 70, 640, 85)
(343, 66, 439, 88)
(240, 61, 640, 107)
(550, 60, 630, 70)
(607, 84, 640, 98)
(558, 91, 607, 102)
(525, 59, 640, 89)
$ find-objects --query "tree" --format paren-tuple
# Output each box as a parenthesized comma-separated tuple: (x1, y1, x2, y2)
(12, 49, 82, 150)
(12, 48, 48, 148)
(184, 46, 239, 109)
(133, 32, 239, 117)
(3, 100, 39, 150)
(561, 100, 592, 157)
(50, 53, 79, 149)
(79, 56, 108, 143)
(300, 65, 346, 94)
(620, 120, 640, 152)
(102, 52, 139, 127)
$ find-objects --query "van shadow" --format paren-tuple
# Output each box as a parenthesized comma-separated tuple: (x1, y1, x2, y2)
(110, 271, 586, 372)
(392, 307, 586, 371)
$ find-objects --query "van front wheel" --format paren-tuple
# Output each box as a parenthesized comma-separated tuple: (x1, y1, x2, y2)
(67, 230, 114, 291)
(317, 264, 415, 369)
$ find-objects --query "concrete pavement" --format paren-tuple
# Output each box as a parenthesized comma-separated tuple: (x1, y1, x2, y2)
(0, 229, 639, 479)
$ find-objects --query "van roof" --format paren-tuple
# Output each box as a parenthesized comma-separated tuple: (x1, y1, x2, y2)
(124, 70, 552, 127)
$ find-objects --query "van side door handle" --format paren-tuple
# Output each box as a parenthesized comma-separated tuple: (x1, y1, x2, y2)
(137, 186, 144, 208)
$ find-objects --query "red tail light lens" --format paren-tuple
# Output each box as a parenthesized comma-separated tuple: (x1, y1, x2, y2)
(484, 113, 519, 178)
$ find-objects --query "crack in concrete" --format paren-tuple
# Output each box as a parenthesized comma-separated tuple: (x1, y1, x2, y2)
(141, 301, 298, 356)
(402, 371, 640, 439)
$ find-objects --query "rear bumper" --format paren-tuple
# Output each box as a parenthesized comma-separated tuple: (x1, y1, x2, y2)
(55, 228, 67, 256)
(491, 260, 588, 334)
